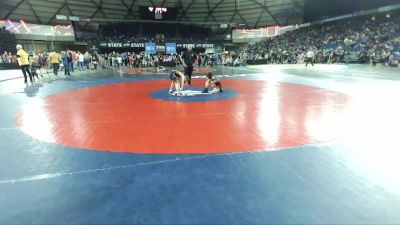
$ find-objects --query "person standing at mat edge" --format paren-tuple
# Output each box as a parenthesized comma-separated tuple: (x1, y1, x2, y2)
(306, 48, 315, 67)
(49, 51, 60, 76)
(16, 44, 33, 84)
(181, 45, 197, 86)
(61, 52, 71, 76)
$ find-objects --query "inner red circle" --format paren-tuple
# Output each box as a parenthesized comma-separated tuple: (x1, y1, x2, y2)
(15, 80, 350, 154)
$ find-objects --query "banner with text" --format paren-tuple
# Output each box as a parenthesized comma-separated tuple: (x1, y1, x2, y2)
(100, 42, 214, 49)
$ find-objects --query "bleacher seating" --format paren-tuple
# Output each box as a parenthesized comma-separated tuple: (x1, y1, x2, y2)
(0, 32, 17, 54)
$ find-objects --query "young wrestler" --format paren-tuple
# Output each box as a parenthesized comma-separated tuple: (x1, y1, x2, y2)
(169, 70, 186, 94)
(211, 79, 223, 93)
(202, 72, 223, 93)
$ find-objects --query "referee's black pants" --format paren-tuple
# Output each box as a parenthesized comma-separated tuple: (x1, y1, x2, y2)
(21, 65, 33, 83)
(184, 64, 193, 85)
(306, 57, 314, 67)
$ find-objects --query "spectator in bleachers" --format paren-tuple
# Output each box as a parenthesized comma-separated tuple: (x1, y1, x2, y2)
(239, 14, 400, 66)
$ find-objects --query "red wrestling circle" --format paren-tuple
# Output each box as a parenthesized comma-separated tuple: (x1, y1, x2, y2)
(15, 80, 350, 154)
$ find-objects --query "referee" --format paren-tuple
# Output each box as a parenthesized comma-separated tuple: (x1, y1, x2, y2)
(181, 45, 197, 86)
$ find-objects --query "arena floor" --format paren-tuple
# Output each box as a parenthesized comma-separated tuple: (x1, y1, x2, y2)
(0, 64, 399, 224)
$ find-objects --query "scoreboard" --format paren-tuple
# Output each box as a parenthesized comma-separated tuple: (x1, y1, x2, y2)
(139, 6, 177, 20)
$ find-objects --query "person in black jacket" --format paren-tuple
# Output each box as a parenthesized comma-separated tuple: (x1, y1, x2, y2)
(180, 45, 197, 86)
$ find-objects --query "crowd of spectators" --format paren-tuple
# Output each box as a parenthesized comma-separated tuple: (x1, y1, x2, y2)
(99, 52, 179, 68)
(90, 52, 218, 68)
(98, 34, 222, 47)
(99, 23, 217, 44)
(1, 49, 221, 78)
(3, 13, 400, 69)
(0, 51, 17, 64)
(240, 14, 400, 67)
